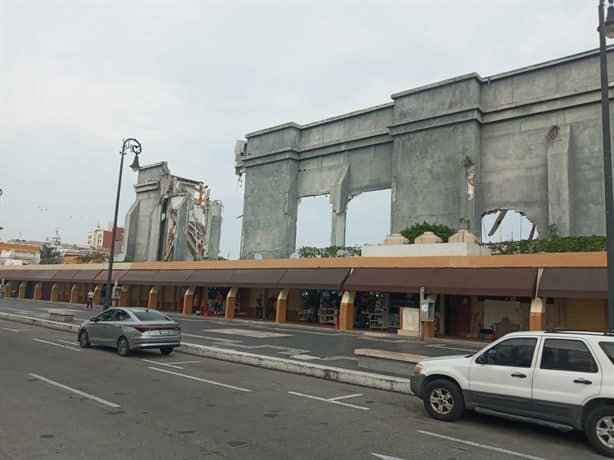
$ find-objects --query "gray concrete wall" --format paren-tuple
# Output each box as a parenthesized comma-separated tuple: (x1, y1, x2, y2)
(237, 48, 614, 258)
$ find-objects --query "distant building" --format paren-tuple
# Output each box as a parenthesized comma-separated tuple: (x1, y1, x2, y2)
(123, 162, 223, 262)
(0, 242, 41, 265)
(87, 225, 124, 254)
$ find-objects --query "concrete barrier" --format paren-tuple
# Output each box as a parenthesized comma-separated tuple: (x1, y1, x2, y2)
(0, 312, 412, 394)
(0, 312, 79, 333)
(178, 342, 411, 394)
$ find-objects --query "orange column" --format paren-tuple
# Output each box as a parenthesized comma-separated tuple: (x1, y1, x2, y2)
(50, 283, 59, 302)
(118, 286, 129, 307)
(3, 283, 12, 297)
(148, 287, 159, 309)
(183, 288, 194, 315)
(423, 322, 435, 339)
(338, 291, 355, 330)
(529, 297, 546, 331)
(93, 286, 102, 305)
(225, 288, 238, 320)
(33, 283, 43, 301)
(276, 289, 288, 323)
(18, 282, 26, 299)
(69, 284, 79, 304)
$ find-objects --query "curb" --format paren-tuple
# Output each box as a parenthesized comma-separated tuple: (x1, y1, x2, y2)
(0, 312, 411, 394)
(178, 342, 411, 394)
(0, 312, 79, 333)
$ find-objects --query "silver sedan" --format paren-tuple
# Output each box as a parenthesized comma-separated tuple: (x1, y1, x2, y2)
(78, 307, 181, 356)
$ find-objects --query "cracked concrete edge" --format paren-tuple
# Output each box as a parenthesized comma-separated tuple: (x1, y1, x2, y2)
(178, 342, 412, 395)
(0, 312, 412, 395)
(0, 312, 80, 333)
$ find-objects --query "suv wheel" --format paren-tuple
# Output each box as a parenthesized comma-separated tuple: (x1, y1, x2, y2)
(586, 405, 614, 457)
(423, 379, 465, 422)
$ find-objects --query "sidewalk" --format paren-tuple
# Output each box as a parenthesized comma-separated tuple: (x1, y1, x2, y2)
(0, 297, 486, 379)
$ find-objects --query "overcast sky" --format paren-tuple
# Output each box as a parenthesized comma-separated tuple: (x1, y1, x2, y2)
(0, 1, 599, 258)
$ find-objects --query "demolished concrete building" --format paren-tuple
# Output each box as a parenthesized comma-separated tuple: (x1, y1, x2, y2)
(123, 162, 223, 262)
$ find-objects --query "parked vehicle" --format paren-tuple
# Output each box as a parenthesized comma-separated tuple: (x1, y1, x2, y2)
(410, 330, 614, 457)
(78, 308, 181, 357)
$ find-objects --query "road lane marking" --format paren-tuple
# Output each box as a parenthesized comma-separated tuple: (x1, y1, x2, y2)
(142, 359, 185, 369)
(57, 339, 80, 346)
(148, 367, 251, 392)
(329, 393, 363, 401)
(371, 453, 406, 460)
(416, 430, 546, 460)
(202, 328, 291, 339)
(34, 338, 82, 352)
(2, 327, 30, 333)
(167, 361, 201, 365)
(288, 391, 370, 411)
(28, 373, 120, 409)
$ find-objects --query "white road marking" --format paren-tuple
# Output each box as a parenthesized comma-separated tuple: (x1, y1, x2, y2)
(291, 354, 321, 361)
(148, 367, 251, 392)
(34, 338, 82, 352)
(371, 453, 406, 460)
(328, 393, 363, 401)
(2, 327, 29, 333)
(142, 359, 185, 369)
(288, 391, 370, 411)
(202, 328, 290, 339)
(416, 430, 546, 460)
(57, 339, 80, 346)
(183, 333, 242, 343)
(28, 373, 120, 409)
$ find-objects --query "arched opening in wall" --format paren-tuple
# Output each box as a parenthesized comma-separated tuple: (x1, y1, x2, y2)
(346, 189, 391, 247)
(480, 209, 539, 243)
(296, 194, 331, 251)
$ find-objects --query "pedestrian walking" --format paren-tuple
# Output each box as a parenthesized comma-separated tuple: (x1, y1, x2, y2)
(86, 289, 94, 309)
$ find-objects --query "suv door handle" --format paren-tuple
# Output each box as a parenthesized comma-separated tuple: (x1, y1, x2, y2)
(573, 378, 592, 385)
(511, 372, 527, 378)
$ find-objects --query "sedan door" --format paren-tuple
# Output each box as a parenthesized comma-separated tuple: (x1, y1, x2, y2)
(88, 310, 116, 345)
(532, 338, 602, 427)
(468, 337, 539, 415)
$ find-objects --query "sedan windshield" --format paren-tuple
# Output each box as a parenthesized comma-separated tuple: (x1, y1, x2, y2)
(133, 310, 170, 322)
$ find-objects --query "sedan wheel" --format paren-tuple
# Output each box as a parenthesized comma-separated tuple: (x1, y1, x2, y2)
(78, 330, 90, 348)
(117, 336, 130, 357)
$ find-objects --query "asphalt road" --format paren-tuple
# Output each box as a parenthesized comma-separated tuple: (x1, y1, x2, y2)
(0, 298, 484, 377)
(0, 317, 603, 460)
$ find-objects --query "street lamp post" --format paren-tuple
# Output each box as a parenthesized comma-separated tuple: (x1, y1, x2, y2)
(104, 138, 142, 309)
(599, 0, 614, 331)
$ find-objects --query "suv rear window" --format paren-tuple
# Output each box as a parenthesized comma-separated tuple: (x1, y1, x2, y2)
(600, 341, 614, 364)
(541, 339, 598, 373)
(133, 310, 170, 322)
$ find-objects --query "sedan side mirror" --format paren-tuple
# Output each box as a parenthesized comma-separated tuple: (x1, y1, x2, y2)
(91, 317, 99, 322)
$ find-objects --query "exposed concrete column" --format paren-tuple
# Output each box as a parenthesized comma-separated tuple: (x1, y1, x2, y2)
(530, 297, 546, 331)
(50, 284, 59, 302)
(148, 287, 159, 309)
(118, 286, 129, 307)
(33, 283, 43, 301)
(183, 288, 194, 315)
(276, 289, 289, 324)
(69, 284, 79, 304)
(338, 291, 355, 330)
(93, 286, 102, 305)
(225, 288, 238, 320)
(17, 282, 26, 299)
(331, 209, 347, 247)
(546, 125, 571, 235)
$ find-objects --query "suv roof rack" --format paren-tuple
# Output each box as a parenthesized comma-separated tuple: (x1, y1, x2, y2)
(545, 328, 606, 336)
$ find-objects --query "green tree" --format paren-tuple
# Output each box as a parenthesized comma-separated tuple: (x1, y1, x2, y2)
(39, 244, 61, 264)
(298, 246, 361, 258)
(400, 222, 456, 244)
(77, 250, 108, 264)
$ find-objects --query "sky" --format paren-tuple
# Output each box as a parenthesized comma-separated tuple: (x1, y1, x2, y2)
(0, 0, 600, 258)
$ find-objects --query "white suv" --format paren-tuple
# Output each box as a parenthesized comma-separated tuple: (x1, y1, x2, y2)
(410, 330, 614, 457)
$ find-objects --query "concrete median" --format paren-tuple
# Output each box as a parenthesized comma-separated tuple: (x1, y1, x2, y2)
(0, 312, 412, 394)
